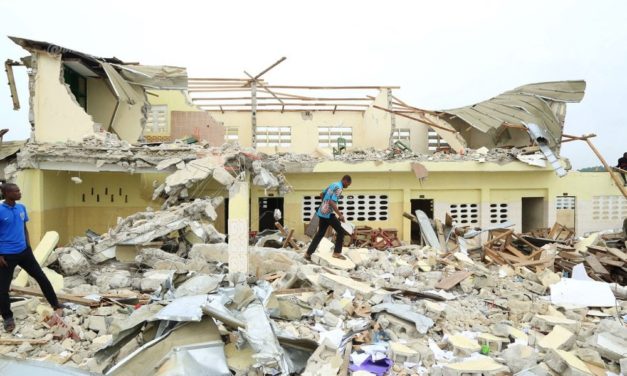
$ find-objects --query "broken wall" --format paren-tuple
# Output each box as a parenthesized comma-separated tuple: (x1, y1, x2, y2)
(208, 110, 367, 154)
(31, 52, 95, 143)
(362, 90, 392, 150)
(18, 170, 158, 244)
(170, 111, 225, 145)
(147, 90, 224, 144)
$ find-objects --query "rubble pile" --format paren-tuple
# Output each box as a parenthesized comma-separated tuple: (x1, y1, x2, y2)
(1, 208, 625, 375)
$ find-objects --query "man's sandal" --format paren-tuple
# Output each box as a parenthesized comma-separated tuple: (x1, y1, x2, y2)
(332, 253, 347, 260)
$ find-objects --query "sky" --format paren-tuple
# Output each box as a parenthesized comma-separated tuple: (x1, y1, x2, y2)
(0, 0, 626, 168)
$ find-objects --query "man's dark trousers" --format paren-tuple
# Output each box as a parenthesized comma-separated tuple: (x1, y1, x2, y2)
(0, 246, 60, 320)
(306, 214, 346, 255)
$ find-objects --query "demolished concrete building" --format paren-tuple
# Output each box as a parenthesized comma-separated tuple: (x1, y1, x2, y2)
(1, 36, 626, 375)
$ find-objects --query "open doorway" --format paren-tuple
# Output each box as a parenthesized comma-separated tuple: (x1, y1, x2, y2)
(411, 199, 433, 244)
(522, 197, 545, 232)
(258, 197, 284, 232)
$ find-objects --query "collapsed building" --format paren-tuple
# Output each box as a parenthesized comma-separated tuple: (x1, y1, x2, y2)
(0, 36, 626, 375)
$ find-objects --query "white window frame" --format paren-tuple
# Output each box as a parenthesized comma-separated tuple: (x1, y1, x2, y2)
(318, 126, 353, 148)
(393, 128, 411, 143)
(428, 129, 449, 152)
(256, 126, 291, 147)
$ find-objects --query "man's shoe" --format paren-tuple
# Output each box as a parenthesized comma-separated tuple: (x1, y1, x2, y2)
(3, 318, 15, 332)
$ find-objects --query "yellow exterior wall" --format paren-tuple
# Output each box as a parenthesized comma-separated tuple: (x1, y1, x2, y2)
(17, 159, 625, 246)
(32, 52, 95, 143)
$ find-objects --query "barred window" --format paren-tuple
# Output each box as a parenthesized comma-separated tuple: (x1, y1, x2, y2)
(318, 126, 353, 148)
(255, 126, 291, 147)
(145, 105, 168, 134)
(428, 129, 450, 152)
(302, 194, 388, 222)
(393, 128, 410, 143)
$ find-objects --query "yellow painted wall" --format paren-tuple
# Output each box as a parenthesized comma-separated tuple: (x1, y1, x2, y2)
(86, 78, 116, 131)
(32, 52, 94, 142)
(18, 159, 625, 246)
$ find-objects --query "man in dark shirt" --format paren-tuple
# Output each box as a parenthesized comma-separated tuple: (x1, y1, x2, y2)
(617, 152, 627, 186)
(0, 184, 64, 332)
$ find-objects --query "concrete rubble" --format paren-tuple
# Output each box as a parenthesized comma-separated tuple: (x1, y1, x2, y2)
(2, 135, 626, 375)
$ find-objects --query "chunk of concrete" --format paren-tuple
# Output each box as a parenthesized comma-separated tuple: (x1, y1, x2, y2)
(318, 273, 375, 298)
(58, 249, 90, 275)
(590, 319, 627, 361)
(389, 342, 420, 363)
(442, 357, 509, 376)
(447, 334, 481, 355)
(538, 325, 575, 351)
(41, 267, 64, 290)
(531, 314, 578, 332)
(502, 344, 539, 373)
(477, 332, 509, 352)
(174, 274, 222, 298)
(311, 238, 355, 270)
(140, 270, 175, 292)
(212, 166, 235, 186)
(544, 349, 593, 376)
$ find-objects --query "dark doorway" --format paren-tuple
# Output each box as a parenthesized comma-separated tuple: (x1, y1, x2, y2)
(259, 197, 284, 231)
(522, 197, 545, 233)
(410, 199, 433, 244)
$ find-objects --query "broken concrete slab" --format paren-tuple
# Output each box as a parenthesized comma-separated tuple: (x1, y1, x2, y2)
(590, 319, 627, 361)
(502, 344, 539, 373)
(544, 349, 593, 376)
(58, 249, 90, 276)
(447, 334, 481, 355)
(318, 273, 375, 298)
(538, 325, 576, 351)
(531, 314, 579, 332)
(311, 238, 356, 270)
(442, 357, 510, 376)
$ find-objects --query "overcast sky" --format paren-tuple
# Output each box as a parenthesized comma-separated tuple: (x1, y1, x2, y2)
(1, 0, 626, 168)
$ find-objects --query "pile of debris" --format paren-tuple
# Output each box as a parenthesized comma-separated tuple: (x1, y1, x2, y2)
(1, 201, 626, 375)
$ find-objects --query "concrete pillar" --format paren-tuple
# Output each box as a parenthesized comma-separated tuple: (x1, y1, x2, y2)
(402, 188, 411, 242)
(228, 174, 250, 275)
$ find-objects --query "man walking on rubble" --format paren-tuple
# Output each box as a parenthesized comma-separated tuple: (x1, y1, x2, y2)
(616, 152, 627, 186)
(0, 184, 64, 332)
(304, 175, 352, 261)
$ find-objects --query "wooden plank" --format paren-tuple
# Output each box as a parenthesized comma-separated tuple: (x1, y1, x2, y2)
(435, 271, 472, 290)
(505, 244, 529, 259)
(512, 258, 554, 267)
(606, 247, 627, 262)
(0, 337, 50, 345)
(598, 257, 625, 267)
(11, 286, 100, 307)
(585, 255, 610, 275)
(338, 340, 352, 376)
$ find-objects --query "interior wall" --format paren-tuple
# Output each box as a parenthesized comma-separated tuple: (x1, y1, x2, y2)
(86, 78, 116, 131)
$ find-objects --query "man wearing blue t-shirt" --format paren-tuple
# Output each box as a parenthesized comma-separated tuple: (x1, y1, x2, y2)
(305, 175, 352, 261)
(0, 184, 63, 332)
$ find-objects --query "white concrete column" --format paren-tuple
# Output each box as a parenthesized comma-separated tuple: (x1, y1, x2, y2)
(228, 174, 250, 275)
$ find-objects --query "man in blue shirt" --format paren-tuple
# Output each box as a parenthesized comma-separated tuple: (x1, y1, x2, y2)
(305, 175, 352, 261)
(0, 183, 63, 332)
